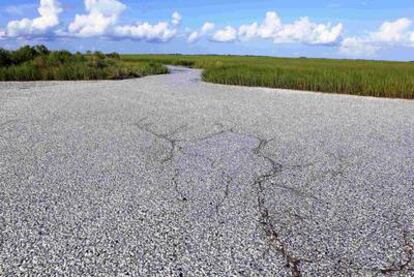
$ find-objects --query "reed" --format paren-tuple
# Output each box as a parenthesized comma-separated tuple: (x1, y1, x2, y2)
(124, 54, 414, 99)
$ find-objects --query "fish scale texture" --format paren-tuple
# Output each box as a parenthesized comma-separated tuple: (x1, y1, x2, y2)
(0, 66, 414, 276)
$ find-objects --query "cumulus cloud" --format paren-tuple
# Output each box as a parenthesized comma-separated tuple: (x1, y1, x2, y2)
(369, 18, 412, 44)
(274, 17, 343, 45)
(171, 12, 182, 25)
(68, 0, 126, 37)
(5, 0, 62, 37)
(254, 11, 282, 39)
(201, 22, 215, 33)
(211, 26, 237, 42)
(64, 0, 179, 42)
(238, 23, 259, 41)
(214, 11, 343, 45)
(187, 22, 215, 43)
(4, 2, 413, 58)
(339, 37, 379, 57)
(340, 18, 414, 57)
(113, 22, 177, 42)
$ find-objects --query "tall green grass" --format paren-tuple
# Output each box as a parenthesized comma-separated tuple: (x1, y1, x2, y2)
(0, 46, 168, 81)
(124, 54, 414, 99)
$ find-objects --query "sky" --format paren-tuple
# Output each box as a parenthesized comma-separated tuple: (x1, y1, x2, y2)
(0, 0, 414, 61)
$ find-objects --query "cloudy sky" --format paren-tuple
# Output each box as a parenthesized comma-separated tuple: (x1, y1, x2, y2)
(0, 0, 413, 61)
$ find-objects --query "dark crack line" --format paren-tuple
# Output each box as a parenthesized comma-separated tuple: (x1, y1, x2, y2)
(253, 138, 283, 180)
(133, 119, 414, 275)
(215, 172, 232, 214)
(269, 181, 323, 203)
(252, 138, 310, 201)
(257, 181, 304, 277)
(252, 137, 309, 277)
(136, 116, 148, 126)
(166, 124, 188, 137)
(160, 139, 178, 164)
(133, 121, 312, 275)
(194, 129, 229, 142)
(188, 125, 236, 143)
(172, 169, 187, 202)
(217, 131, 315, 200)
(286, 161, 321, 172)
(133, 119, 187, 165)
(133, 119, 189, 202)
(379, 231, 414, 274)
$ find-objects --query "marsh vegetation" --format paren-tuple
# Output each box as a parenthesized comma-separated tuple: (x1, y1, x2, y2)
(124, 54, 414, 99)
(0, 45, 167, 81)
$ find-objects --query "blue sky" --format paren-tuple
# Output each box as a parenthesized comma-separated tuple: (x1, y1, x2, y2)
(0, 0, 414, 60)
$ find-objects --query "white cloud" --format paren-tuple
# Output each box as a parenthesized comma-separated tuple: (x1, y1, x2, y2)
(4, 2, 413, 58)
(5, 0, 62, 37)
(339, 37, 379, 57)
(187, 31, 200, 43)
(214, 11, 343, 45)
(340, 18, 414, 57)
(65, 0, 179, 42)
(211, 26, 237, 42)
(201, 22, 215, 33)
(274, 17, 343, 45)
(369, 18, 412, 44)
(172, 12, 182, 25)
(84, 0, 126, 15)
(257, 11, 282, 39)
(238, 23, 259, 41)
(238, 12, 281, 40)
(113, 22, 177, 42)
(68, 0, 126, 37)
(187, 22, 215, 43)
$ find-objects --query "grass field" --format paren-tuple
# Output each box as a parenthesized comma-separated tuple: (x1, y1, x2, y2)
(123, 54, 414, 99)
(0, 46, 168, 81)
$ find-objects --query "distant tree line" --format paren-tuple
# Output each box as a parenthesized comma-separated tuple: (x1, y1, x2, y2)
(0, 45, 121, 68)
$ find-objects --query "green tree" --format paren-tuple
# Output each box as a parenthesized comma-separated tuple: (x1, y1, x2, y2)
(0, 49, 12, 67)
(10, 46, 38, 65)
(34, 45, 50, 56)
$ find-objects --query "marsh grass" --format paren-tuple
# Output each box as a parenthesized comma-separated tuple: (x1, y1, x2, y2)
(124, 54, 414, 99)
(0, 46, 168, 81)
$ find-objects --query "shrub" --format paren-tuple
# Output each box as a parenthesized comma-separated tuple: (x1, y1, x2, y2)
(173, 60, 195, 67)
(0, 45, 168, 81)
(34, 45, 50, 56)
(33, 56, 48, 69)
(140, 62, 169, 75)
(73, 52, 87, 63)
(0, 49, 12, 67)
(106, 52, 121, 60)
(47, 50, 74, 65)
(93, 51, 106, 60)
(10, 45, 39, 65)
